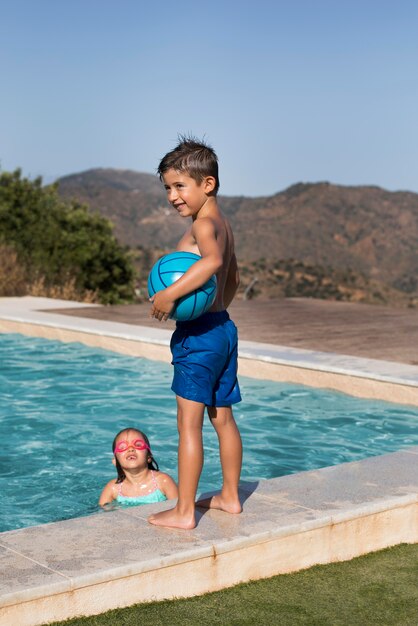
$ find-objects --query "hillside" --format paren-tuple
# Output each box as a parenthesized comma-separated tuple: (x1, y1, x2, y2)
(57, 169, 418, 305)
(57, 169, 182, 250)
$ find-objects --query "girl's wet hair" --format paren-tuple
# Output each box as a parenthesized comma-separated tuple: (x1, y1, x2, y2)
(157, 134, 220, 194)
(112, 428, 159, 483)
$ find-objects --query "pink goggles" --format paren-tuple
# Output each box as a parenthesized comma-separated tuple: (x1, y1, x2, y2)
(114, 439, 150, 454)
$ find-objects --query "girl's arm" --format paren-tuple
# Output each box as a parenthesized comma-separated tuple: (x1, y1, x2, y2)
(157, 473, 179, 500)
(150, 218, 222, 320)
(98, 480, 117, 507)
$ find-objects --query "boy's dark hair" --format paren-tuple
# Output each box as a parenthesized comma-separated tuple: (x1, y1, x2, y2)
(157, 135, 220, 193)
(112, 428, 159, 483)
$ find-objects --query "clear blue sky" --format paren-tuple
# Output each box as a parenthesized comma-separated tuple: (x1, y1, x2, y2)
(1, 0, 417, 196)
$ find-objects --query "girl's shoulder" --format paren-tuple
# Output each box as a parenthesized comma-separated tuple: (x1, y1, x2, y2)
(153, 470, 170, 483)
(153, 471, 178, 498)
(103, 478, 119, 494)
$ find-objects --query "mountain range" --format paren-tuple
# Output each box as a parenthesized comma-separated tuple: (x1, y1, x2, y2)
(57, 168, 418, 306)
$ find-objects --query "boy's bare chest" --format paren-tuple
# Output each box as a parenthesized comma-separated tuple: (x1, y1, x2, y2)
(176, 228, 200, 255)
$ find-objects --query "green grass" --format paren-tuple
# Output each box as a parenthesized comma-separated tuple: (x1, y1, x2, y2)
(46, 543, 418, 626)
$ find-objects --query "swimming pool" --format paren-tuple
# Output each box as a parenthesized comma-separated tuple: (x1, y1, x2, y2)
(1, 333, 417, 532)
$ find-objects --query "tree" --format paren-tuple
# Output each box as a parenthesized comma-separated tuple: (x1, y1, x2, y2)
(0, 169, 136, 303)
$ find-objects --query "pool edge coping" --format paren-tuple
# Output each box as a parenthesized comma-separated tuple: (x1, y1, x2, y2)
(1, 296, 418, 389)
(0, 450, 417, 624)
(0, 446, 418, 609)
(0, 312, 417, 406)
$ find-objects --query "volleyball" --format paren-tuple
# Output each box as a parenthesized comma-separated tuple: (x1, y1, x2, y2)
(148, 252, 217, 321)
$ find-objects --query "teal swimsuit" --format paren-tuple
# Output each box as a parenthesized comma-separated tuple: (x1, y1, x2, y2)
(115, 470, 167, 506)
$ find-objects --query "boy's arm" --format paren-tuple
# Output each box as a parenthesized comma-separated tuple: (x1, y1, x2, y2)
(223, 253, 240, 308)
(150, 218, 222, 321)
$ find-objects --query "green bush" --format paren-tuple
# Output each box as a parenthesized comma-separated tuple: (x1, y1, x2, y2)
(0, 169, 136, 304)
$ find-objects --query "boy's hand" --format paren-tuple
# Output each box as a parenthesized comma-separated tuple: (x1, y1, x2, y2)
(149, 290, 175, 322)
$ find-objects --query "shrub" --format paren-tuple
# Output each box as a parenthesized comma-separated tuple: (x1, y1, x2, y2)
(0, 169, 136, 304)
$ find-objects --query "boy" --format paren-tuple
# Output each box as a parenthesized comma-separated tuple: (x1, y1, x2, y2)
(148, 136, 243, 529)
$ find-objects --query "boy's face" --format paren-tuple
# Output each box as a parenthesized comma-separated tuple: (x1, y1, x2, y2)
(162, 169, 214, 218)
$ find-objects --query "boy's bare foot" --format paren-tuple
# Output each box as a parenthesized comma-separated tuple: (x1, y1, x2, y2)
(197, 493, 242, 514)
(148, 506, 196, 530)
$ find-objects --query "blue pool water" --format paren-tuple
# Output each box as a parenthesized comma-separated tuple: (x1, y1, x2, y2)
(1, 333, 417, 532)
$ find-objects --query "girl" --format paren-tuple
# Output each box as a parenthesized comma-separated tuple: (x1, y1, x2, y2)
(99, 428, 178, 507)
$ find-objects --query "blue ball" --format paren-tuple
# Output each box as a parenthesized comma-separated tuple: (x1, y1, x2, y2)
(148, 252, 217, 321)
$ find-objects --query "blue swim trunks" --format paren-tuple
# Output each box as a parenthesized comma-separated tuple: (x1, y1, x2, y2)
(170, 310, 242, 407)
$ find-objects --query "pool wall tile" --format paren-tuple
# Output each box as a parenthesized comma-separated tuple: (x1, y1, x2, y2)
(0, 510, 212, 581)
(0, 546, 71, 601)
(328, 499, 417, 561)
(238, 450, 418, 513)
(237, 359, 418, 405)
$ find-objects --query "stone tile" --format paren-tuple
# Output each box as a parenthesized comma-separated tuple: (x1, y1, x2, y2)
(193, 494, 329, 549)
(239, 339, 418, 387)
(329, 493, 417, 524)
(109, 489, 329, 550)
(239, 450, 417, 514)
(0, 546, 70, 606)
(404, 446, 418, 455)
(0, 510, 211, 583)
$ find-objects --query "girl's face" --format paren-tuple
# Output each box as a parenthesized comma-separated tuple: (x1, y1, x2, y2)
(113, 429, 150, 469)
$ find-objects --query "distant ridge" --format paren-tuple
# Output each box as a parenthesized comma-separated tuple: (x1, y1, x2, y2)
(58, 168, 163, 196)
(57, 168, 418, 303)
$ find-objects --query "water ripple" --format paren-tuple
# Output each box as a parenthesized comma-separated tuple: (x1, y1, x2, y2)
(1, 332, 417, 531)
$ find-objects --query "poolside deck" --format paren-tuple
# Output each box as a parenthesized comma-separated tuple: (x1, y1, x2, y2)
(0, 296, 417, 626)
(48, 297, 418, 364)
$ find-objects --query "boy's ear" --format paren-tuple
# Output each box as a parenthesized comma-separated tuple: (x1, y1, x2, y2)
(203, 176, 216, 193)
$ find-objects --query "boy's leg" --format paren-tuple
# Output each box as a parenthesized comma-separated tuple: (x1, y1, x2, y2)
(148, 396, 205, 529)
(198, 406, 242, 514)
